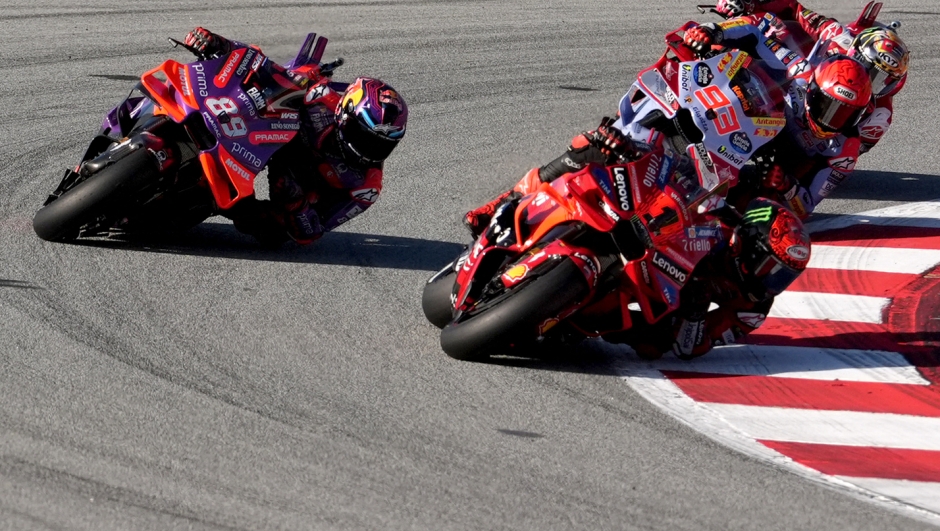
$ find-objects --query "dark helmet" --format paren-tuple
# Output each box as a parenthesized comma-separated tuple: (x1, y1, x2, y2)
(733, 198, 811, 300)
(335, 77, 408, 164)
(805, 55, 873, 139)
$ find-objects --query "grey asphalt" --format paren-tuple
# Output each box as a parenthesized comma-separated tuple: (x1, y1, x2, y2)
(1, 1, 939, 529)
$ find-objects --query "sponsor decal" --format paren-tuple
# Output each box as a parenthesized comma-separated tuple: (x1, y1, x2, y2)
(251, 54, 265, 72)
(249, 131, 296, 144)
(835, 86, 857, 101)
(639, 260, 652, 286)
(716, 145, 745, 166)
(237, 92, 257, 118)
(716, 53, 733, 73)
(613, 167, 633, 212)
(280, 112, 299, 120)
(782, 51, 799, 66)
(676, 318, 705, 354)
(201, 111, 222, 138)
(214, 48, 246, 88)
(305, 84, 329, 103)
(538, 318, 560, 336)
(192, 63, 209, 97)
(657, 155, 674, 188)
(751, 116, 786, 128)
(575, 252, 600, 284)
(271, 122, 300, 130)
(692, 105, 710, 134)
(732, 85, 752, 112)
(754, 127, 777, 138)
(503, 264, 529, 282)
(179, 68, 192, 97)
(230, 142, 263, 168)
(829, 156, 857, 172)
(737, 312, 766, 328)
(643, 152, 662, 188)
(352, 188, 379, 203)
(718, 19, 748, 30)
(687, 226, 720, 239)
(600, 200, 621, 222)
(693, 63, 713, 87)
(730, 132, 752, 154)
(879, 52, 899, 69)
(787, 244, 810, 261)
(592, 166, 614, 199)
(725, 53, 750, 79)
(235, 49, 257, 77)
(661, 281, 678, 305)
(680, 63, 693, 93)
(246, 86, 266, 112)
(221, 151, 253, 181)
(721, 328, 736, 345)
(683, 238, 712, 252)
(652, 251, 688, 284)
(335, 204, 364, 225)
(819, 21, 845, 40)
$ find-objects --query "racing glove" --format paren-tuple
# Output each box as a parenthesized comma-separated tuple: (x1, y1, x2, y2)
(184, 27, 232, 58)
(591, 117, 636, 161)
(683, 24, 723, 56)
(716, 0, 755, 17)
(761, 163, 794, 192)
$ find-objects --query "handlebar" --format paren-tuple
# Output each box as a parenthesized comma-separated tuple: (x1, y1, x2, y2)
(168, 37, 208, 61)
(319, 57, 344, 77)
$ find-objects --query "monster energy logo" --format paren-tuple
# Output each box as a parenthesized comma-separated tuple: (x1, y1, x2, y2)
(743, 206, 773, 223)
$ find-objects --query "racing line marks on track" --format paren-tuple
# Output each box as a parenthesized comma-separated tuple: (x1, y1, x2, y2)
(620, 200, 940, 524)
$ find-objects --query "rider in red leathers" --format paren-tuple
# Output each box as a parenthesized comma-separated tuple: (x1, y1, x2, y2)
(605, 198, 811, 359)
(183, 28, 409, 245)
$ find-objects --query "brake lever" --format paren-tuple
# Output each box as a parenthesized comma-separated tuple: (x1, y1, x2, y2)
(319, 57, 345, 77)
(168, 37, 207, 60)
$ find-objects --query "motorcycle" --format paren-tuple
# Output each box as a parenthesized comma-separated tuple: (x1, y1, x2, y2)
(422, 22, 791, 361)
(32, 32, 342, 242)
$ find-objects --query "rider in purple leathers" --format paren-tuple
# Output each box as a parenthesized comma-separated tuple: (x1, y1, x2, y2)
(184, 28, 409, 245)
(676, 18, 874, 218)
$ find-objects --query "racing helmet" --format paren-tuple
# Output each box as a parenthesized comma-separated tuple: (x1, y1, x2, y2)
(805, 55, 873, 139)
(851, 26, 910, 97)
(335, 77, 408, 164)
(733, 198, 811, 300)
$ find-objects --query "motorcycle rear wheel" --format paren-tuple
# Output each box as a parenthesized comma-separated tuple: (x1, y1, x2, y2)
(33, 147, 159, 242)
(439, 258, 589, 361)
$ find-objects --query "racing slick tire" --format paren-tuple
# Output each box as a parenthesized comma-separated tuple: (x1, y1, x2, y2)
(33, 147, 159, 242)
(439, 258, 590, 361)
(422, 266, 457, 329)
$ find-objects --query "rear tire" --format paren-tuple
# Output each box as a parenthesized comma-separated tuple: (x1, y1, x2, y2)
(439, 258, 589, 361)
(33, 147, 159, 242)
(422, 268, 456, 329)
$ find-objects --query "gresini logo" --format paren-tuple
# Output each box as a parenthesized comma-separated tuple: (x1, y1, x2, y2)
(613, 167, 633, 211)
(652, 251, 688, 284)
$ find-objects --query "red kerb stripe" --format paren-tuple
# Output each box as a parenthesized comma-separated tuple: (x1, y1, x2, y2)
(759, 440, 940, 482)
(789, 269, 915, 297)
(812, 224, 940, 249)
(663, 371, 940, 417)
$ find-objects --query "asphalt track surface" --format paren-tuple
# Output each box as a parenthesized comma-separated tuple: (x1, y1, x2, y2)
(1, 1, 939, 529)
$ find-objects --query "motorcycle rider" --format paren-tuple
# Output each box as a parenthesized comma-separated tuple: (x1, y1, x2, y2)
(605, 198, 811, 359)
(681, 20, 874, 218)
(183, 27, 409, 245)
(711, 0, 910, 155)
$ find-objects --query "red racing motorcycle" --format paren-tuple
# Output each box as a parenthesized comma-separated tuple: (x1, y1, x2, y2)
(422, 147, 737, 361)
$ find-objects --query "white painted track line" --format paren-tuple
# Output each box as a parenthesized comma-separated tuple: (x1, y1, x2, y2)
(769, 292, 890, 323)
(706, 404, 940, 451)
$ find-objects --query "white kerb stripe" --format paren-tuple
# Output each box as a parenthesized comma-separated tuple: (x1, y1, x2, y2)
(808, 245, 940, 274)
(835, 477, 940, 515)
(806, 200, 940, 233)
(769, 291, 889, 323)
(705, 403, 940, 451)
(640, 344, 930, 385)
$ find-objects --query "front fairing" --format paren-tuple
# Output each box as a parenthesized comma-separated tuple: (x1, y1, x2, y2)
(138, 49, 307, 208)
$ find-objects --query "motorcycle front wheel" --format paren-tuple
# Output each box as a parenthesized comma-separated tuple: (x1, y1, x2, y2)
(439, 258, 589, 361)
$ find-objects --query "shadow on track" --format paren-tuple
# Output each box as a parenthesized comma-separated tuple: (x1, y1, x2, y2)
(69, 222, 465, 272)
(826, 170, 940, 202)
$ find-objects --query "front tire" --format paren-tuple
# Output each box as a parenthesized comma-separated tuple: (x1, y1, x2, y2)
(422, 267, 456, 329)
(439, 258, 590, 361)
(33, 147, 159, 242)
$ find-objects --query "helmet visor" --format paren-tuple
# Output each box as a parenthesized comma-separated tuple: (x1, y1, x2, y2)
(752, 253, 802, 296)
(867, 63, 901, 97)
(339, 116, 399, 163)
(807, 87, 866, 133)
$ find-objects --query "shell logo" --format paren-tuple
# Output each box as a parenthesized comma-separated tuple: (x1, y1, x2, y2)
(503, 264, 529, 282)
